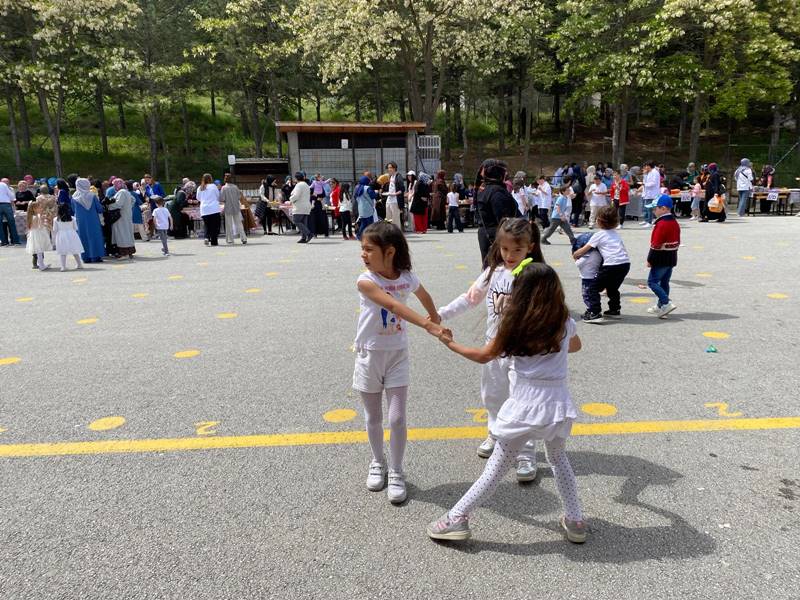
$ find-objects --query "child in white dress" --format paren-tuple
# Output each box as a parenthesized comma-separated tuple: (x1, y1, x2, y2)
(428, 261, 586, 544)
(438, 218, 544, 481)
(52, 203, 84, 271)
(25, 200, 52, 271)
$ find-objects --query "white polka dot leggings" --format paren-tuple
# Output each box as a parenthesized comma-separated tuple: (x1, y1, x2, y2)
(450, 437, 583, 522)
(360, 387, 408, 472)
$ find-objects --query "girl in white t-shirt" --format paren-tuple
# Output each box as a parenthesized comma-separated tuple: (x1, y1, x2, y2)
(438, 218, 544, 481)
(354, 220, 446, 504)
(428, 261, 586, 544)
(446, 183, 463, 233)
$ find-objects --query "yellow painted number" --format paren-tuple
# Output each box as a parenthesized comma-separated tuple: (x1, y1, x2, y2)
(704, 402, 743, 418)
(466, 408, 488, 423)
(195, 421, 220, 436)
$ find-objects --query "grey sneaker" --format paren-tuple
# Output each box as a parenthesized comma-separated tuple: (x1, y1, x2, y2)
(387, 470, 407, 504)
(657, 302, 677, 319)
(366, 459, 387, 491)
(516, 459, 537, 482)
(476, 436, 495, 458)
(427, 513, 471, 541)
(561, 516, 588, 543)
(646, 304, 659, 314)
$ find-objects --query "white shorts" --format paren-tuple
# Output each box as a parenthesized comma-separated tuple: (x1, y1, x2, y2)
(352, 347, 410, 393)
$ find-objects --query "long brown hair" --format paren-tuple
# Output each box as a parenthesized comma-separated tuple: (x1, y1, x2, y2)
(200, 173, 213, 190)
(493, 262, 569, 357)
(484, 217, 545, 283)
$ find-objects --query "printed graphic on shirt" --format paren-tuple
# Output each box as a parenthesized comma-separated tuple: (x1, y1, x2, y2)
(488, 277, 513, 319)
(380, 308, 402, 333)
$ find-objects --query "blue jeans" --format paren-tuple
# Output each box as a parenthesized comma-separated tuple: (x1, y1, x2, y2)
(357, 215, 374, 240)
(737, 190, 751, 216)
(642, 199, 654, 224)
(648, 266, 673, 307)
(0, 203, 20, 244)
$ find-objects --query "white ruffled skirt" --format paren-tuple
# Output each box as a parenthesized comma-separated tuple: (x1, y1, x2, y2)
(492, 377, 577, 442)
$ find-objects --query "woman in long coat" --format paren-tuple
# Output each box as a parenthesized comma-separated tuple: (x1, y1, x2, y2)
(107, 178, 137, 258)
(71, 178, 105, 263)
(430, 170, 448, 230)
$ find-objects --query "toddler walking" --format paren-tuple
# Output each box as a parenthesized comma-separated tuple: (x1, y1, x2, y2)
(25, 200, 52, 271)
(52, 203, 85, 271)
(428, 262, 586, 543)
(438, 218, 543, 481)
(353, 221, 445, 504)
(152, 198, 173, 256)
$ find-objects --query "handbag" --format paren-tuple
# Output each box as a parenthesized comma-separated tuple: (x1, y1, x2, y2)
(708, 194, 724, 213)
(105, 208, 122, 224)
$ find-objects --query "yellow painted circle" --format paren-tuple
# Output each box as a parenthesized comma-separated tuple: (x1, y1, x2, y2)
(455, 264, 467, 270)
(695, 273, 712, 278)
(767, 293, 789, 300)
(15, 297, 34, 303)
(174, 349, 201, 359)
(72, 277, 88, 283)
(88, 416, 126, 431)
(741, 256, 755, 261)
(216, 312, 238, 319)
(323, 409, 358, 423)
(265, 272, 278, 277)
(703, 331, 730, 340)
(581, 402, 618, 417)
(168, 275, 184, 280)
(629, 297, 651, 304)
(551, 261, 563, 267)
(112, 264, 126, 270)
(131, 293, 149, 298)
(244, 288, 261, 294)
(77, 317, 98, 325)
(0, 357, 22, 366)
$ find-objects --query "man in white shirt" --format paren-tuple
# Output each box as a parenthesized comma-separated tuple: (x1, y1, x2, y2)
(289, 172, 313, 243)
(734, 158, 754, 217)
(639, 161, 660, 227)
(587, 175, 609, 229)
(0, 180, 20, 246)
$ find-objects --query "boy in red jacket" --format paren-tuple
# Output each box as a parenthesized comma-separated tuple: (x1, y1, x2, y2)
(647, 195, 680, 318)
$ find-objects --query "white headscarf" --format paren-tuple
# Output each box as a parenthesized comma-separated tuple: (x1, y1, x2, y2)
(72, 178, 95, 211)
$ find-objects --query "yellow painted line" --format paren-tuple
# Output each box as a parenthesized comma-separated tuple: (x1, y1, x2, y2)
(767, 293, 788, 300)
(216, 312, 238, 319)
(15, 297, 34, 303)
(629, 297, 651, 304)
(1, 417, 799, 459)
(72, 277, 88, 283)
(77, 317, 98, 325)
(741, 256, 755, 261)
(265, 272, 279, 278)
(197, 262, 209, 267)
(0, 357, 21, 366)
(174, 349, 200, 359)
(168, 275, 184, 280)
(244, 288, 261, 294)
(695, 273, 712, 278)
(131, 293, 149, 298)
(703, 331, 730, 340)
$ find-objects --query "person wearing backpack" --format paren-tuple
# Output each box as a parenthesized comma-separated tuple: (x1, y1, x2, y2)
(355, 175, 377, 240)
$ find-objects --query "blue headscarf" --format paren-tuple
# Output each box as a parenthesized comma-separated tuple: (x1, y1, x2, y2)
(354, 175, 371, 200)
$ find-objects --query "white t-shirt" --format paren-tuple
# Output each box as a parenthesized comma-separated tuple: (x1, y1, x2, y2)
(152, 206, 171, 230)
(0, 182, 14, 203)
(447, 192, 459, 207)
(588, 182, 608, 207)
(387, 177, 397, 205)
(588, 229, 630, 266)
(576, 250, 603, 280)
(643, 169, 660, 200)
(537, 182, 552, 209)
(355, 270, 420, 350)
(197, 185, 221, 216)
(512, 318, 576, 382)
(438, 266, 514, 341)
(513, 190, 527, 215)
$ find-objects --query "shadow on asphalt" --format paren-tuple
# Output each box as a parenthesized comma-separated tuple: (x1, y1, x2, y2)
(413, 451, 717, 563)
(624, 278, 705, 289)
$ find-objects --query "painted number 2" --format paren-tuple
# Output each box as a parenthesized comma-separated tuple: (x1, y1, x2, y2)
(704, 402, 743, 418)
(195, 421, 220, 436)
(466, 409, 488, 423)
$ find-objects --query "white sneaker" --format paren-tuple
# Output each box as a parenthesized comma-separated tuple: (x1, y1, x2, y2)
(616, 224, 622, 229)
(477, 436, 495, 458)
(640, 221, 651, 227)
(516, 459, 537, 482)
(387, 470, 407, 504)
(646, 304, 660, 314)
(366, 459, 387, 491)
(657, 302, 677, 318)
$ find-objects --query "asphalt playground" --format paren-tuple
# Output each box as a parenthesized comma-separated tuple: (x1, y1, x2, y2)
(1, 214, 798, 599)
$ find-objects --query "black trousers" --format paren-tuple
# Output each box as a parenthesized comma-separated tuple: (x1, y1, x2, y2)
(447, 206, 463, 232)
(202, 212, 221, 246)
(538, 208, 550, 228)
(478, 226, 495, 268)
(340, 211, 353, 238)
(588, 263, 630, 314)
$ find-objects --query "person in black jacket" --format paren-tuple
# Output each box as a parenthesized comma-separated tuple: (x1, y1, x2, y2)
(702, 163, 726, 222)
(475, 159, 520, 266)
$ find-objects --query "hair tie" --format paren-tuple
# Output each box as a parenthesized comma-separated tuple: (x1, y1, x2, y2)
(512, 257, 533, 277)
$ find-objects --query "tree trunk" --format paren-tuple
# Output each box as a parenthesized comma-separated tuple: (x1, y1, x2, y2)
(272, 97, 282, 158)
(248, 90, 264, 158)
(211, 89, 217, 118)
(118, 100, 126, 132)
(146, 108, 159, 179)
(240, 106, 250, 136)
(523, 87, 532, 171)
(315, 93, 321, 122)
(95, 85, 108, 156)
(461, 98, 468, 173)
(37, 90, 63, 177)
(297, 96, 302, 121)
(6, 94, 22, 174)
(355, 99, 361, 121)
(688, 92, 704, 164)
(444, 98, 451, 161)
(769, 106, 781, 162)
(497, 89, 506, 153)
(158, 115, 170, 183)
(17, 90, 31, 150)
(181, 99, 191, 156)
(553, 91, 561, 133)
(399, 95, 406, 121)
(454, 95, 462, 147)
(374, 71, 383, 122)
(611, 88, 629, 166)
(677, 101, 687, 150)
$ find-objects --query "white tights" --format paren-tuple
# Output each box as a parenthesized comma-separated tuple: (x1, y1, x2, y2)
(450, 437, 583, 522)
(360, 387, 408, 472)
(59, 254, 83, 269)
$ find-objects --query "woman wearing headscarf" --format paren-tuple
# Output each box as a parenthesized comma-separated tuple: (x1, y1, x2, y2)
(410, 171, 431, 233)
(430, 170, 448, 230)
(107, 178, 137, 257)
(354, 175, 377, 240)
(734, 158, 754, 217)
(130, 180, 149, 242)
(759, 164, 775, 213)
(55, 178, 72, 217)
(221, 173, 247, 245)
(256, 176, 278, 235)
(169, 180, 192, 239)
(71, 177, 105, 263)
(475, 159, 518, 265)
(702, 163, 726, 222)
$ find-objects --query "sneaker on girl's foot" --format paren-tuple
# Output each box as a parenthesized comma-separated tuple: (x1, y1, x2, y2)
(561, 516, 588, 544)
(646, 304, 660, 314)
(427, 513, 471, 541)
(476, 436, 495, 458)
(516, 459, 537, 482)
(657, 302, 677, 318)
(366, 459, 387, 491)
(387, 470, 407, 504)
